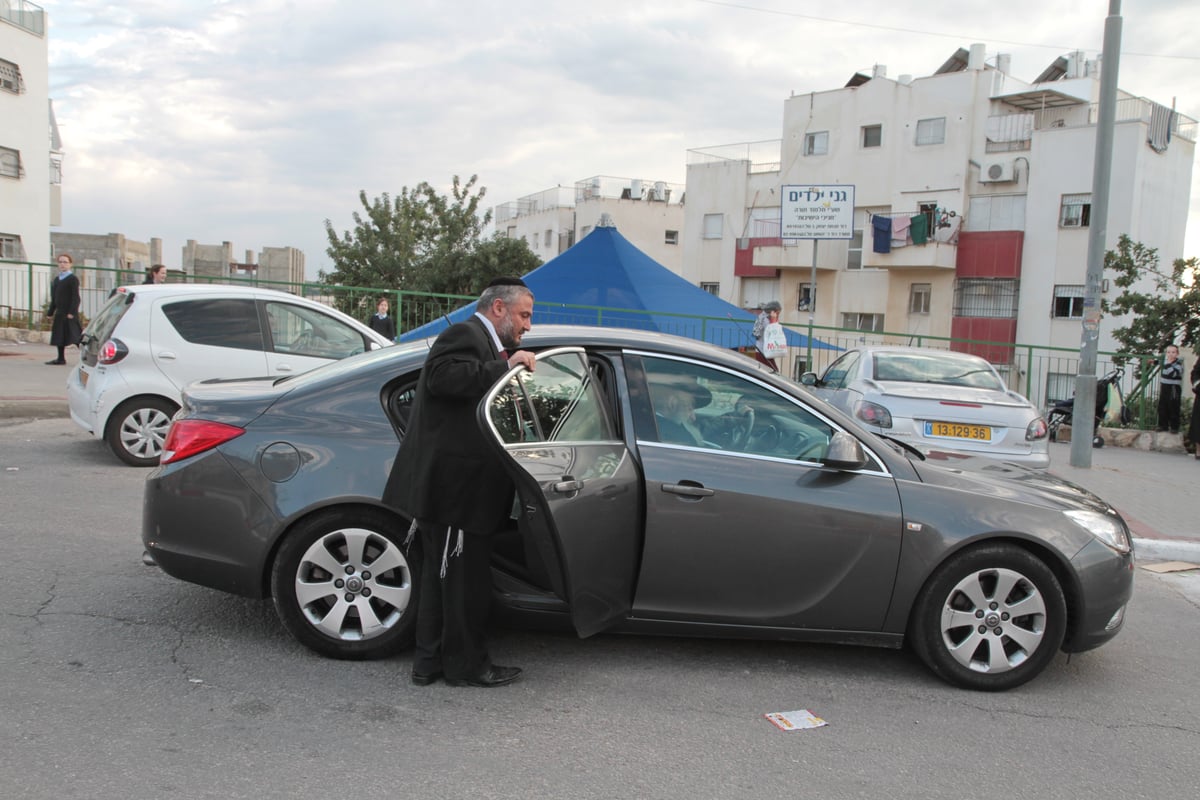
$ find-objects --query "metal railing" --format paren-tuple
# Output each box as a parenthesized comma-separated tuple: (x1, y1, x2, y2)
(1, 0, 45, 36)
(1, 258, 1164, 428)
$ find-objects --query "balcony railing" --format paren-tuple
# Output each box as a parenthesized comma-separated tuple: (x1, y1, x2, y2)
(687, 140, 782, 174)
(1, 1, 45, 36)
(990, 96, 1198, 151)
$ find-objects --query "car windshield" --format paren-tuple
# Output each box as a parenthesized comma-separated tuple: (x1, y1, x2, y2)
(872, 352, 1004, 391)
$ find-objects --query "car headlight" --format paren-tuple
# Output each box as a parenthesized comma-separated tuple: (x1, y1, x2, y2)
(855, 400, 892, 428)
(1064, 509, 1131, 554)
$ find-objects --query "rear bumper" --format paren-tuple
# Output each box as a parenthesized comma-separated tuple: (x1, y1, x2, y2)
(143, 450, 280, 598)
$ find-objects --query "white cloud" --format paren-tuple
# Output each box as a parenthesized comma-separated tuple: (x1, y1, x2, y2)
(45, 0, 1200, 275)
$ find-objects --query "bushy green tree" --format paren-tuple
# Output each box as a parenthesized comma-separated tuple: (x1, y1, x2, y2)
(1103, 234, 1200, 359)
(321, 175, 537, 298)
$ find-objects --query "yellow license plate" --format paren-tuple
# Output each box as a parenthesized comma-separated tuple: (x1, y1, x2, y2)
(925, 421, 991, 440)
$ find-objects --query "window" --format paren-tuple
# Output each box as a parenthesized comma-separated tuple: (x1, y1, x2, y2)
(162, 298, 264, 351)
(1053, 285, 1086, 318)
(741, 278, 779, 310)
(953, 278, 1019, 318)
(915, 117, 946, 146)
(0, 59, 22, 94)
(1059, 193, 1091, 228)
(700, 282, 720, 296)
(747, 207, 781, 237)
(544, 229, 553, 247)
(846, 230, 864, 270)
(804, 131, 829, 156)
(665, 230, 679, 245)
(0, 233, 23, 259)
(909, 283, 931, 314)
(637, 355, 834, 460)
(265, 301, 367, 359)
(842, 313, 885, 333)
(580, 225, 591, 239)
(0, 146, 21, 179)
(489, 351, 614, 445)
(797, 283, 816, 312)
(703, 213, 724, 239)
(861, 124, 882, 148)
(820, 350, 862, 389)
(506, 226, 516, 239)
(966, 194, 1026, 232)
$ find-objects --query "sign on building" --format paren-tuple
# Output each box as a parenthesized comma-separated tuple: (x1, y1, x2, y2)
(780, 185, 855, 240)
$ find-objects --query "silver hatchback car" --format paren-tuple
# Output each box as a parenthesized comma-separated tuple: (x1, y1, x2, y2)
(802, 346, 1050, 469)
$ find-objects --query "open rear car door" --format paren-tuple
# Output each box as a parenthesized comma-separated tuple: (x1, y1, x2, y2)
(477, 348, 641, 638)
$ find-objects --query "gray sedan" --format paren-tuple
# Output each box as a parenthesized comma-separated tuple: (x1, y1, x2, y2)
(143, 327, 1132, 691)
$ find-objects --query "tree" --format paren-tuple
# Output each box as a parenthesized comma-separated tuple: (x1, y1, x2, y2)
(321, 175, 535, 299)
(1103, 234, 1200, 360)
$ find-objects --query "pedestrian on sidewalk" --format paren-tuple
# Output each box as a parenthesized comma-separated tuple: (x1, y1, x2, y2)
(46, 253, 82, 365)
(367, 297, 396, 341)
(1189, 356, 1200, 460)
(1157, 344, 1183, 433)
(143, 264, 167, 284)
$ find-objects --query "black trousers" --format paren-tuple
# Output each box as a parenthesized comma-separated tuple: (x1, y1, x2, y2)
(411, 522, 493, 680)
(1158, 384, 1182, 431)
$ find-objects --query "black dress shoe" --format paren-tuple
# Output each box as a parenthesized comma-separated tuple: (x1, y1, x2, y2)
(445, 665, 522, 688)
(411, 670, 443, 686)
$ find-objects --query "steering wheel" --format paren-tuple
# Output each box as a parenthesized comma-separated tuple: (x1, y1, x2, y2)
(730, 408, 756, 450)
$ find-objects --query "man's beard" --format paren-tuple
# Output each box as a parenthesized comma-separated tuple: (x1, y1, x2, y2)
(496, 317, 520, 349)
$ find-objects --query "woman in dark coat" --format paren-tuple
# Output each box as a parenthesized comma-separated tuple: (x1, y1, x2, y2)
(46, 253, 82, 365)
(1189, 357, 1200, 460)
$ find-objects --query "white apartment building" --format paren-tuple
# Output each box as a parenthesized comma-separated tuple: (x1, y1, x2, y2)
(494, 175, 686, 273)
(682, 44, 1195, 402)
(1, 0, 60, 265)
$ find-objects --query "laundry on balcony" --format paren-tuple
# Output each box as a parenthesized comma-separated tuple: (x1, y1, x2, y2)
(871, 214, 892, 253)
(891, 216, 911, 248)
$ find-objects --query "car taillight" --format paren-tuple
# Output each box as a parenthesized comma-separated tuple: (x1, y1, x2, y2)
(161, 420, 245, 464)
(99, 338, 129, 365)
(855, 400, 893, 428)
(1026, 417, 1049, 441)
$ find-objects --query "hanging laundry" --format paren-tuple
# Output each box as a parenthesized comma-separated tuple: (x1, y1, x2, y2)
(910, 214, 929, 245)
(934, 214, 961, 244)
(891, 216, 912, 248)
(871, 215, 891, 254)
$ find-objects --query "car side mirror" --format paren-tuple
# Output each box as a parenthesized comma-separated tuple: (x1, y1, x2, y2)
(821, 431, 869, 470)
(799, 371, 819, 387)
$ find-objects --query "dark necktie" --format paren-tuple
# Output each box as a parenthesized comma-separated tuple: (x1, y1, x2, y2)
(498, 349, 509, 361)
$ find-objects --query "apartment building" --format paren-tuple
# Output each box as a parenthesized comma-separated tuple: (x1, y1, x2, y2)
(1, 0, 60, 265)
(494, 175, 686, 274)
(682, 44, 1195, 401)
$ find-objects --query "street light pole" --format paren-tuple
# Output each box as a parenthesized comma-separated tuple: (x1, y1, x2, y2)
(1070, 0, 1122, 468)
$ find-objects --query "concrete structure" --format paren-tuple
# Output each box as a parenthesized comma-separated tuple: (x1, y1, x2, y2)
(1, 0, 60, 265)
(181, 240, 305, 285)
(682, 45, 1196, 399)
(50, 231, 158, 293)
(494, 176, 686, 274)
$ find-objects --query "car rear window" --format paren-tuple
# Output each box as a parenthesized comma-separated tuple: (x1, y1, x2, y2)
(161, 298, 264, 351)
(873, 352, 1004, 390)
(86, 292, 134, 344)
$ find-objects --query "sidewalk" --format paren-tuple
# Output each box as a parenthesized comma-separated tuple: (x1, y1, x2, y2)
(1, 332, 1197, 561)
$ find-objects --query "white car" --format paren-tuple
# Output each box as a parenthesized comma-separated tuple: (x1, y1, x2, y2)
(68, 284, 392, 466)
(801, 346, 1049, 469)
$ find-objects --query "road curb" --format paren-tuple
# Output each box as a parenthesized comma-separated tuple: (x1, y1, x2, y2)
(1133, 537, 1200, 563)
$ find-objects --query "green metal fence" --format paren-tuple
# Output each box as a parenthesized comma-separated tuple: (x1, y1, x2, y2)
(0, 258, 1162, 428)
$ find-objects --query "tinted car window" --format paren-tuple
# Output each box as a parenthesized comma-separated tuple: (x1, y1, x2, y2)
(872, 352, 1005, 390)
(264, 301, 368, 359)
(490, 352, 614, 445)
(162, 298, 264, 351)
(640, 356, 834, 461)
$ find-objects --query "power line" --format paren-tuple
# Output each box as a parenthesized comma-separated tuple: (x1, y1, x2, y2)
(692, 0, 1200, 61)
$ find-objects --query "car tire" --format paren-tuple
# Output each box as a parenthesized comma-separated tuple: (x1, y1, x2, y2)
(271, 509, 420, 660)
(105, 396, 179, 467)
(909, 544, 1066, 691)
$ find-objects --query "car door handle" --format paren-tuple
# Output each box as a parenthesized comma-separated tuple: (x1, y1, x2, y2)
(553, 478, 584, 493)
(662, 483, 714, 497)
(156, 351, 177, 360)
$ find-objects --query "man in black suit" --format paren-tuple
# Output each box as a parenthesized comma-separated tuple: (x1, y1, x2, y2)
(649, 373, 711, 447)
(383, 278, 535, 688)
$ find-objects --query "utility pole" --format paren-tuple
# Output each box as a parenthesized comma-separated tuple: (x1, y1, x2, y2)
(1070, 0, 1122, 468)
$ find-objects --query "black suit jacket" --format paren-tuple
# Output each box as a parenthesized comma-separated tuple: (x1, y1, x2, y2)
(382, 316, 513, 532)
(368, 314, 396, 341)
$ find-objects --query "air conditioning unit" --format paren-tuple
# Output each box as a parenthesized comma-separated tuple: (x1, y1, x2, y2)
(979, 159, 1016, 183)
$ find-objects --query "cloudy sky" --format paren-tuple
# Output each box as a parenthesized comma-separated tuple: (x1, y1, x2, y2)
(47, 0, 1200, 279)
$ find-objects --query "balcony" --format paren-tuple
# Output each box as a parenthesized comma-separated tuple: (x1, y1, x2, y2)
(1, 1, 45, 36)
(861, 211, 959, 270)
(687, 140, 782, 174)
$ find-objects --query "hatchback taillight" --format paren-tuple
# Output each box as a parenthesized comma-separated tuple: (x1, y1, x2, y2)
(99, 338, 129, 365)
(161, 420, 245, 464)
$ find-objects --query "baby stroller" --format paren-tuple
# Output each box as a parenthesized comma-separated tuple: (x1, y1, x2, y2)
(1046, 367, 1131, 447)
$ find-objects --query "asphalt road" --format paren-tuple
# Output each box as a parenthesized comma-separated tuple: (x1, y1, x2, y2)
(2, 418, 1199, 800)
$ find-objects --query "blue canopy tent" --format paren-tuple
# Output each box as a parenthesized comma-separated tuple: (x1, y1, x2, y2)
(400, 225, 839, 355)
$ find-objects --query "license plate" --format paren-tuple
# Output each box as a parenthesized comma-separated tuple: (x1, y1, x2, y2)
(924, 421, 991, 441)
